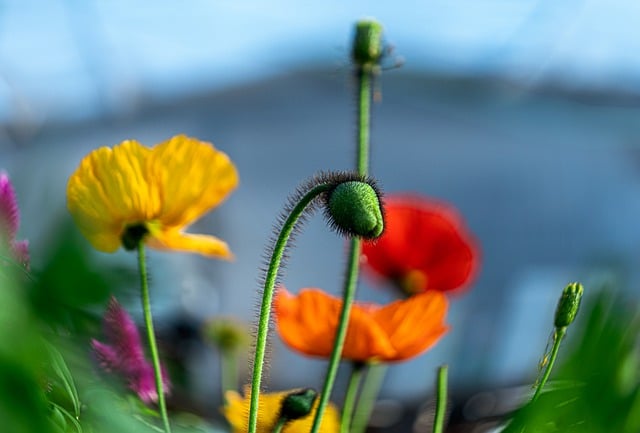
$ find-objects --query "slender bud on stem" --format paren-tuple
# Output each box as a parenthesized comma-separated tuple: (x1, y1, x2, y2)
(352, 19, 384, 72)
(554, 282, 584, 329)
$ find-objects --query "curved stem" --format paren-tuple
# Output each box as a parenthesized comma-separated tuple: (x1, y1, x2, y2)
(351, 364, 387, 433)
(531, 327, 566, 403)
(341, 363, 365, 433)
(137, 244, 171, 433)
(248, 182, 334, 433)
(433, 365, 448, 433)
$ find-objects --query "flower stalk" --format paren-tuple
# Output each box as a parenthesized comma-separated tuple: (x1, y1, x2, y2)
(310, 18, 382, 433)
(137, 243, 171, 433)
(433, 365, 449, 433)
(340, 363, 365, 433)
(248, 182, 334, 433)
(351, 364, 387, 433)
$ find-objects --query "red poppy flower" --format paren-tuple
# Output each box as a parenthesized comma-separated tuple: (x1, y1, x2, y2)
(275, 287, 449, 363)
(362, 194, 479, 295)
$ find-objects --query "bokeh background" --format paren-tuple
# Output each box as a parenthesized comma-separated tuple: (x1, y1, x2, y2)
(2, 0, 640, 429)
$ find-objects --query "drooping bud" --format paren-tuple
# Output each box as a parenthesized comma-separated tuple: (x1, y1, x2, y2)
(326, 180, 384, 239)
(554, 282, 584, 329)
(352, 19, 384, 71)
(279, 388, 317, 421)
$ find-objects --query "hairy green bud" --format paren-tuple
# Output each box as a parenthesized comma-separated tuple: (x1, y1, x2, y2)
(326, 180, 384, 239)
(352, 19, 384, 70)
(554, 282, 584, 329)
(280, 388, 317, 421)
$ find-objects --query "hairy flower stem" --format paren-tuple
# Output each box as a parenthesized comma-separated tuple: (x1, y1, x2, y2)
(356, 69, 372, 177)
(351, 364, 387, 433)
(311, 46, 375, 433)
(531, 327, 566, 403)
(248, 183, 335, 433)
(433, 365, 448, 433)
(341, 363, 365, 433)
(137, 244, 171, 433)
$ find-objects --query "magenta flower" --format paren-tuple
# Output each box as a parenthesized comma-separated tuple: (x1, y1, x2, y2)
(0, 172, 29, 267)
(92, 296, 171, 404)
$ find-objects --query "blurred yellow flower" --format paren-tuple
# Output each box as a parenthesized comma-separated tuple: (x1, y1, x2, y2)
(223, 387, 339, 433)
(67, 135, 238, 258)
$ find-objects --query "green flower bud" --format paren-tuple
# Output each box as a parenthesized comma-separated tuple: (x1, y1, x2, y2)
(203, 317, 250, 353)
(352, 19, 384, 70)
(326, 180, 384, 239)
(280, 388, 317, 421)
(554, 282, 584, 329)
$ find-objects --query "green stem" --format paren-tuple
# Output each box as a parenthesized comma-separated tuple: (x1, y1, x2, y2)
(341, 363, 365, 433)
(531, 327, 566, 403)
(248, 183, 334, 433)
(310, 237, 361, 433)
(310, 50, 376, 433)
(137, 244, 171, 433)
(433, 365, 448, 433)
(220, 349, 238, 403)
(351, 364, 387, 433)
(356, 69, 372, 176)
(271, 418, 287, 433)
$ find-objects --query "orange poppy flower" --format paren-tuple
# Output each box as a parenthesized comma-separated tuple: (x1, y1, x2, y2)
(275, 288, 449, 363)
(362, 194, 479, 295)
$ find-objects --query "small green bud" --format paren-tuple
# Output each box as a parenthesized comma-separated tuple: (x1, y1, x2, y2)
(203, 317, 250, 353)
(327, 180, 384, 239)
(352, 19, 384, 70)
(554, 282, 584, 328)
(280, 388, 317, 421)
(121, 223, 149, 250)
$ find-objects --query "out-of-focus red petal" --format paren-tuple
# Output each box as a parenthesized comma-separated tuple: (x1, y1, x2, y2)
(362, 194, 479, 294)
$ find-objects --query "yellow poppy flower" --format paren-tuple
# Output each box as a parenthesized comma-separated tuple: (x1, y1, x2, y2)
(67, 135, 238, 258)
(223, 387, 339, 433)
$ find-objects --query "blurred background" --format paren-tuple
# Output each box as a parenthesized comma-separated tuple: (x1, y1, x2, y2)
(2, 0, 640, 430)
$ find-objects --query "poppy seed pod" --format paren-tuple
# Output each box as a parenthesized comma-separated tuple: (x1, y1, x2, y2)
(326, 180, 384, 239)
(280, 389, 317, 421)
(554, 282, 584, 329)
(352, 19, 384, 70)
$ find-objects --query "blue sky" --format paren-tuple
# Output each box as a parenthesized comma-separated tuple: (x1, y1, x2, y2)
(1, 0, 639, 122)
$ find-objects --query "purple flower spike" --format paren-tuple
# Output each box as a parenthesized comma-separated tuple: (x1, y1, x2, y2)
(93, 297, 171, 404)
(0, 172, 29, 268)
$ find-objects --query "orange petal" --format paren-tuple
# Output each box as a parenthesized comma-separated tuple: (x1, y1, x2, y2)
(146, 229, 233, 259)
(373, 291, 449, 361)
(275, 288, 396, 362)
(149, 135, 239, 228)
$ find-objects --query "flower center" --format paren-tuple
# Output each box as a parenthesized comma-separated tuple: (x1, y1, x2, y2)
(121, 223, 150, 250)
(400, 269, 428, 295)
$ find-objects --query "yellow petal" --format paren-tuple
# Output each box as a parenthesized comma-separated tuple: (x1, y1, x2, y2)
(146, 229, 233, 259)
(149, 135, 239, 228)
(222, 387, 339, 433)
(67, 141, 160, 252)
